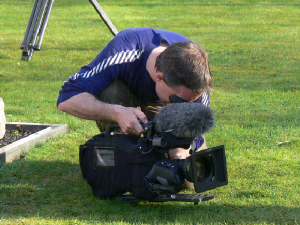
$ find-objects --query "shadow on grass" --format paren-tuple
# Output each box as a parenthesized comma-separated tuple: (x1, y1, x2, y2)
(0, 160, 298, 224)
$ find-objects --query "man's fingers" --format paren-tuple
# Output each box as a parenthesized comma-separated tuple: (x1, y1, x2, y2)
(133, 121, 144, 135)
(133, 108, 148, 124)
(116, 107, 148, 135)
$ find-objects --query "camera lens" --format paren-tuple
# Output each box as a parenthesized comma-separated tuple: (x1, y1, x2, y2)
(195, 156, 213, 183)
(177, 155, 213, 183)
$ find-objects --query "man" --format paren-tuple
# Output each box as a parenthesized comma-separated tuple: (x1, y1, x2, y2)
(57, 28, 212, 160)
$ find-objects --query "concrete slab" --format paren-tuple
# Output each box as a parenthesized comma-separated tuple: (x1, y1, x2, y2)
(0, 122, 68, 164)
(0, 97, 5, 139)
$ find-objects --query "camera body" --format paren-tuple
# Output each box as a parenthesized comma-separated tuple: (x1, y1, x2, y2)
(79, 121, 228, 200)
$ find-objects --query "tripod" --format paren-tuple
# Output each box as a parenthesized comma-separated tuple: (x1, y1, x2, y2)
(20, 0, 117, 60)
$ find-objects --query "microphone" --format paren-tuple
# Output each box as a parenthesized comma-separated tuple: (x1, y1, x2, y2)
(154, 102, 215, 138)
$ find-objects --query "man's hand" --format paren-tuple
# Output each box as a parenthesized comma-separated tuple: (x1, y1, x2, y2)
(115, 106, 148, 135)
(58, 93, 148, 136)
(169, 148, 191, 160)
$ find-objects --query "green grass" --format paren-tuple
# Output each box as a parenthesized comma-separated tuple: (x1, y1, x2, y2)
(0, 0, 299, 224)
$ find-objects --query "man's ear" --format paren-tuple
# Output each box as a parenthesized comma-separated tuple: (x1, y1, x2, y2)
(156, 72, 164, 81)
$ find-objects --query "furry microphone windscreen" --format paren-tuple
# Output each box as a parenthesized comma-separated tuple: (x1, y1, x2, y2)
(154, 102, 215, 138)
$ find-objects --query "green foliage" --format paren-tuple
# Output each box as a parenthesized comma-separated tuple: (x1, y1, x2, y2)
(0, 0, 299, 224)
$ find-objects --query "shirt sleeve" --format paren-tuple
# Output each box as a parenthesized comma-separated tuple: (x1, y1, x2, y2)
(57, 37, 143, 106)
(192, 92, 211, 151)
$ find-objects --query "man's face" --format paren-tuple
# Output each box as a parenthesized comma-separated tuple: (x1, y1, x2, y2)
(156, 80, 202, 104)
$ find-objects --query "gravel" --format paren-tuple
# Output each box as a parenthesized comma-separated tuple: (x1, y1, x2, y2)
(0, 126, 40, 148)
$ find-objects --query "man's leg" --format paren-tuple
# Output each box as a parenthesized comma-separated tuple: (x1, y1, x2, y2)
(95, 79, 140, 132)
(95, 79, 163, 132)
(140, 103, 162, 120)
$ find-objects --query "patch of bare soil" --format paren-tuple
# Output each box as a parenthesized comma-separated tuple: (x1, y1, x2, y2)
(0, 125, 40, 148)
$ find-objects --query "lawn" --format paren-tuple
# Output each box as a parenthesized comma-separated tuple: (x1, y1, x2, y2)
(0, 0, 299, 224)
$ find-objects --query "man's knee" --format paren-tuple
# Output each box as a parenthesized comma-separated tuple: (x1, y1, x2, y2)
(97, 79, 139, 107)
(96, 80, 140, 132)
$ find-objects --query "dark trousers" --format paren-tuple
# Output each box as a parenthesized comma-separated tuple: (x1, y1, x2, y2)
(96, 79, 162, 132)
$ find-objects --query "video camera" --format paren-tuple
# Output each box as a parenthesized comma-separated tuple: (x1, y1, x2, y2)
(79, 119, 228, 203)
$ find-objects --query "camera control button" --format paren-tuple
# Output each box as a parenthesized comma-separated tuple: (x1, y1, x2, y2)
(160, 162, 172, 168)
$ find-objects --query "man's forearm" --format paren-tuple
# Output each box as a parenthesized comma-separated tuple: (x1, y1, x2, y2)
(57, 92, 120, 121)
(57, 92, 148, 135)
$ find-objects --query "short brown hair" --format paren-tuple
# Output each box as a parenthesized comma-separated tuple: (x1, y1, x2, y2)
(155, 41, 212, 94)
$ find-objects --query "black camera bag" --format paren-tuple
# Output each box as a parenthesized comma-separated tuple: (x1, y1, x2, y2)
(79, 131, 166, 199)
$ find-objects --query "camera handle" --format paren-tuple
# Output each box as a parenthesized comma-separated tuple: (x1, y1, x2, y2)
(105, 123, 121, 137)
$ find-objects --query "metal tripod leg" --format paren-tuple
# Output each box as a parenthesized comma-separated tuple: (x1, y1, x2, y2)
(20, 0, 117, 60)
(88, 0, 118, 36)
(20, 0, 54, 61)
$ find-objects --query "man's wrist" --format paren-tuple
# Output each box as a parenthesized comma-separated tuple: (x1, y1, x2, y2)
(110, 104, 125, 123)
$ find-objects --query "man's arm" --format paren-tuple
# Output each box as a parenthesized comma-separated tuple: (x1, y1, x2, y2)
(57, 92, 148, 135)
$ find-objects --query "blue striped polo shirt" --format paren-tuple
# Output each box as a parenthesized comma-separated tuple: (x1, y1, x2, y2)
(57, 28, 210, 150)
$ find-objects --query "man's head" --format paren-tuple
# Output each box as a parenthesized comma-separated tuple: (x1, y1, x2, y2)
(155, 41, 212, 103)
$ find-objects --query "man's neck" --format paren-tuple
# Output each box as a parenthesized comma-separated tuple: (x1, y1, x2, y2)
(146, 46, 167, 82)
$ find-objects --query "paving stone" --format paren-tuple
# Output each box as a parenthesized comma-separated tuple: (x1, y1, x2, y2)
(0, 98, 5, 140)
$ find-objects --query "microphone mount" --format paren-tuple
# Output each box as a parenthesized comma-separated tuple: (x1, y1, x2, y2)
(140, 120, 193, 154)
